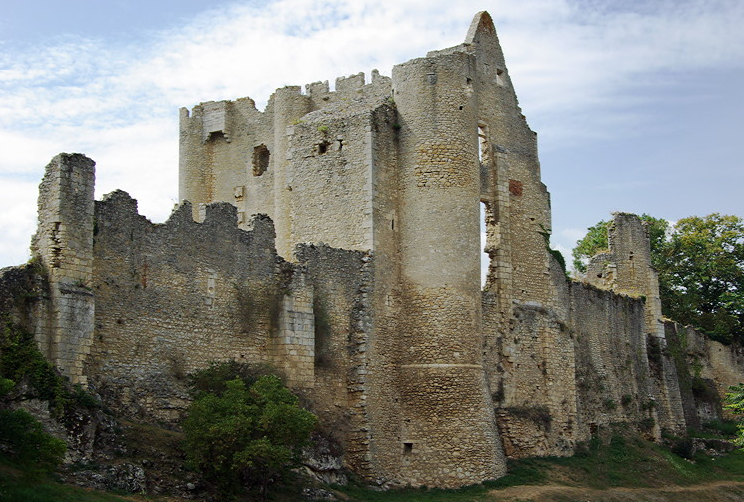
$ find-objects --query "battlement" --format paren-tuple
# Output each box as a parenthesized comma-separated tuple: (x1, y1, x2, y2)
(3, 11, 728, 491)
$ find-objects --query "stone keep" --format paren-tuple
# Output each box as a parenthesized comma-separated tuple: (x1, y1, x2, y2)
(9, 10, 744, 491)
(173, 10, 675, 486)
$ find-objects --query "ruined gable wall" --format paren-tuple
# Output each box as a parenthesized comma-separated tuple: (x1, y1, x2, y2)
(466, 13, 552, 313)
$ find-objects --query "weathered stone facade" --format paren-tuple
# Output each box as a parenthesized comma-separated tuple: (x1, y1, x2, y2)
(2, 11, 744, 490)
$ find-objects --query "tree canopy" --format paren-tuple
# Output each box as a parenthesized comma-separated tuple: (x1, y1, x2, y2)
(573, 213, 744, 344)
(182, 367, 317, 498)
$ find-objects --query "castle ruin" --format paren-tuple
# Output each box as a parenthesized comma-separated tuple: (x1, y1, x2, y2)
(2, 11, 744, 489)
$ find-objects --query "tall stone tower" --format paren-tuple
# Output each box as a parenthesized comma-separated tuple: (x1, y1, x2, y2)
(389, 46, 506, 485)
(30, 153, 96, 385)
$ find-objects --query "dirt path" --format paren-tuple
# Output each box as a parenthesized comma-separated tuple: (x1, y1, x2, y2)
(487, 480, 744, 501)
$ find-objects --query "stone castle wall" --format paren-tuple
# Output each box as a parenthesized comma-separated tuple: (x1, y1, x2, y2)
(5, 10, 744, 492)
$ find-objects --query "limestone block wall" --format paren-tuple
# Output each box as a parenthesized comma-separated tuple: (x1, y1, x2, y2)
(585, 213, 686, 435)
(179, 71, 393, 259)
(567, 283, 658, 440)
(464, 12, 552, 313)
(295, 244, 374, 477)
(669, 322, 744, 422)
(285, 108, 375, 251)
(30, 153, 96, 385)
(179, 98, 273, 224)
(0, 264, 51, 341)
(489, 301, 577, 459)
(86, 192, 308, 422)
(271, 269, 315, 390)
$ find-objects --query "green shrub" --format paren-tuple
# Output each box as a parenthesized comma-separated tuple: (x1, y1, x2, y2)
(0, 319, 101, 418)
(0, 408, 66, 471)
(187, 359, 276, 398)
(182, 369, 317, 498)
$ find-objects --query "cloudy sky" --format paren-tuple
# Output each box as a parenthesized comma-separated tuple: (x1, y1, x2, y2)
(1, 0, 743, 272)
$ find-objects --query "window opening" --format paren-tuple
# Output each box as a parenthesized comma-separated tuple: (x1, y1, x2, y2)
(478, 124, 491, 166)
(481, 201, 489, 288)
(252, 145, 270, 176)
(317, 141, 330, 154)
(403, 442, 413, 454)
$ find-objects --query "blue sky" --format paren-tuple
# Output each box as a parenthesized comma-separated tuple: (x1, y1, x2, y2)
(1, 0, 743, 272)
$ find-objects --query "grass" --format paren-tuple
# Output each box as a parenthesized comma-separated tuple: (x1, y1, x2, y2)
(335, 426, 744, 501)
(0, 459, 130, 502)
(3, 424, 744, 502)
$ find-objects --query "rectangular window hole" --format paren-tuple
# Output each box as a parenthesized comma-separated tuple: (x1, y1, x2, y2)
(403, 442, 413, 454)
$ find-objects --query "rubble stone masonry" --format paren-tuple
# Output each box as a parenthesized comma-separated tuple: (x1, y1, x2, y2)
(3, 10, 744, 491)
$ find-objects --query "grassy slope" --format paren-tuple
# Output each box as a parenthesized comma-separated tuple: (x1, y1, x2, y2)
(337, 429, 744, 502)
(2, 426, 744, 502)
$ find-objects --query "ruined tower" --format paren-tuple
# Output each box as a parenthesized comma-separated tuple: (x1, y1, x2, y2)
(2, 9, 707, 493)
(30, 153, 96, 384)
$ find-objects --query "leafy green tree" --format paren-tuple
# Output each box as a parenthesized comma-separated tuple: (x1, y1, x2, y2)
(657, 214, 744, 344)
(182, 372, 317, 499)
(0, 407, 66, 471)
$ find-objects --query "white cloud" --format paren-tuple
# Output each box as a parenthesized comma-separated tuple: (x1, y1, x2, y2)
(1, 0, 744, 267)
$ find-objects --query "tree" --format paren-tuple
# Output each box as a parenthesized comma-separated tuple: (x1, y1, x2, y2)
(572, 213, 744, 344)
(182, 370, 317, 499)
(657, 214, 744, 344)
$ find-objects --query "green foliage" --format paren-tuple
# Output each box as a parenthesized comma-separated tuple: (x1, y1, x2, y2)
(703, 419, 740, 437)
(657, 214, 744, 344)
(1, 320, 67, 413)
(0, 470, 132, 502)
(725, 383, 744, 448)
(573, 213, 744, 344)
(0, 408, 66, 471)
(538, 225, 568, 278)
(572, 219, 610, 273)
(572, 215, 669, 273)
(0, 319, 101, 418)
(317, 124, 329, 134)
(187, 359, 276, 398)
(182, 368, 317, 498)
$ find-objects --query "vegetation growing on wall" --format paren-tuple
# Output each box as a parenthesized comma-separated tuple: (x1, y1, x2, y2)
(0, 318, 100, 419)
(0, 321, 67, 473)
(725, 383, 744, 448)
